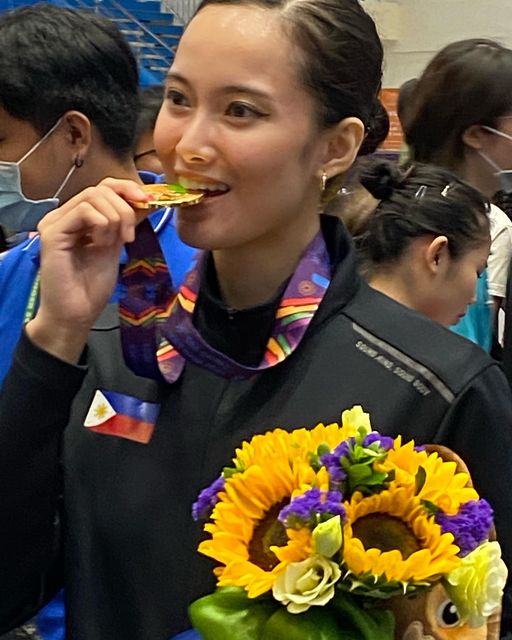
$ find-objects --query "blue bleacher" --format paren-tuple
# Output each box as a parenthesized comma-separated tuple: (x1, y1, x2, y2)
(1, 0, 184, 85)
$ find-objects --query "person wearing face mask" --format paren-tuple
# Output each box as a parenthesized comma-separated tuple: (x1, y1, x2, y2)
(0, 4, 195, 388)
(0, 117, 81, 235)
(402, 39, 512, 352)
(478, 123, 512, 195)
(0, 107, 82, 258)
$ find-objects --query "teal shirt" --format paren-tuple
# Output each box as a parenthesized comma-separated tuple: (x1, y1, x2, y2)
(450, 271, 492, 352)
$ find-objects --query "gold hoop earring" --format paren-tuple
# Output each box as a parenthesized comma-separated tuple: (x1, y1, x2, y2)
(321, 170, 328, 193)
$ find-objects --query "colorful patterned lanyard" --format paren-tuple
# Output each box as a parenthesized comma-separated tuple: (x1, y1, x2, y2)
(119, 219, 332, 382)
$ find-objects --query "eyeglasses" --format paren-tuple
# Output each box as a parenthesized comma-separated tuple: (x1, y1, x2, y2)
(134, 148, 157, 162)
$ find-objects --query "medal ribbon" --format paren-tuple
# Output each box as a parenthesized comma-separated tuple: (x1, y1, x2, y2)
(119, 219, 331, 381)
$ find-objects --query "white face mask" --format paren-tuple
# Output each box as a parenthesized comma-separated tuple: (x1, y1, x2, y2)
(0, 118, 78, 232)
(479, 125, 512, 193)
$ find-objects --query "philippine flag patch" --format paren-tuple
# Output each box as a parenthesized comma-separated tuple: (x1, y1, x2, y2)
(84, 390, 160, 444)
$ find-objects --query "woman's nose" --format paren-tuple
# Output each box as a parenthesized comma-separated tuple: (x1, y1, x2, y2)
(175, 113, 215, 165)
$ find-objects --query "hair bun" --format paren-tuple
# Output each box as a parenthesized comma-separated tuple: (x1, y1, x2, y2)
(359, 160, 402, 200)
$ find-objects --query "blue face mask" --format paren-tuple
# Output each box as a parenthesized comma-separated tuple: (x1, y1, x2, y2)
(0, 118, 78, 232)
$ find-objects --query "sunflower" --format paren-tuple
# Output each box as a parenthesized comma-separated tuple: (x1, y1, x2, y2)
(233, 405, 370, 472)
(234, 428, 295, 471)
(198, 455, 320, 598)
(378, 437, 428, 483)
(415, 452, 478, 515)
(233, 423, 348, 472)
(379, 442, 478, 515)
(341, 486, 461, 595)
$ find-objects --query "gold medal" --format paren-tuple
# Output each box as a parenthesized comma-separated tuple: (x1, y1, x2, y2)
(130, 184, 204, 209)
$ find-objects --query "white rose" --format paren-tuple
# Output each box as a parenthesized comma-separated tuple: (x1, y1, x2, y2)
(446, 541, 508, 627)
(272, 554, 341, 614)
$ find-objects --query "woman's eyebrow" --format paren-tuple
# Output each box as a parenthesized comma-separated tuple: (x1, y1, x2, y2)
(219, 85, 273, 101)
(166, 72, 273, 102)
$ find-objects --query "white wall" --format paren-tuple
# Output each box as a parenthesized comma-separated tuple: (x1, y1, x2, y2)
(364, 0, 512, 87)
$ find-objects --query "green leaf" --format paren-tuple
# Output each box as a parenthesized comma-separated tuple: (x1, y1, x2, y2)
(352, 444, 367, 461)
(340, 457, 352, 471)
(421, 499, 441, 516)
(362, 446, 382, 458)
(363, 472, 389, 485)
(347, 463, 372, 485)
(415, 466, 427, 495)
(331, 592, 395, 639)
(189, 587, 395, 640)
(262, 606, 359, 640)
(189, 587, 276, 639)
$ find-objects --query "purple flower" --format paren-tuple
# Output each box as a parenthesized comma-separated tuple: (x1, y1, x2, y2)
(192, 476, 226, 521)
(320, 451, 348, 486)
(320, 432, 393, 490)
(435, 500, 494, 557)
(333, 439, 352, 458)
(363, 433, 394, 450)
(279, 488, 345, 530)
(320, 439, 353, 488)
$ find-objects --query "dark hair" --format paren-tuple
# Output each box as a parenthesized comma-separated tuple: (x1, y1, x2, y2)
(396, 78, 417, 126)
(357, 160, 490, 267)
(135, 85, 164, 146)
(0, 3, 139, 158)
(358, 98, 390, 156)
(403, 39, 512, 169)
(194, 0, 383, 130)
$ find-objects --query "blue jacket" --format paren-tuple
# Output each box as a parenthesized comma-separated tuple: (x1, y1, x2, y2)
(0, 207, 196, 389)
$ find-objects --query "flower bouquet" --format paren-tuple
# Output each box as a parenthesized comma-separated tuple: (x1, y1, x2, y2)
(187, 407, 507, 639)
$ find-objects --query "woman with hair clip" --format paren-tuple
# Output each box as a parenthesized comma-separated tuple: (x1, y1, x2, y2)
(358, 160, 491, 327)
(402, 39, 512, 351)
(1, 2, 512, 638)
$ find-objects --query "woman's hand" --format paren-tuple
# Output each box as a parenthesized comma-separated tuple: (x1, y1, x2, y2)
(26, 178, 149, 363)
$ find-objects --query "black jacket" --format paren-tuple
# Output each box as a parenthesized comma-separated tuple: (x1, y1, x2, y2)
(1, 217, 512, 639)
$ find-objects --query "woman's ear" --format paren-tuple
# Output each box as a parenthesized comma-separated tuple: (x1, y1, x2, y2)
(462, 124, 492, 151)
(424, 235, 450, 275)
(61, 110, 92, 159)
(321, 117, 366, 178)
